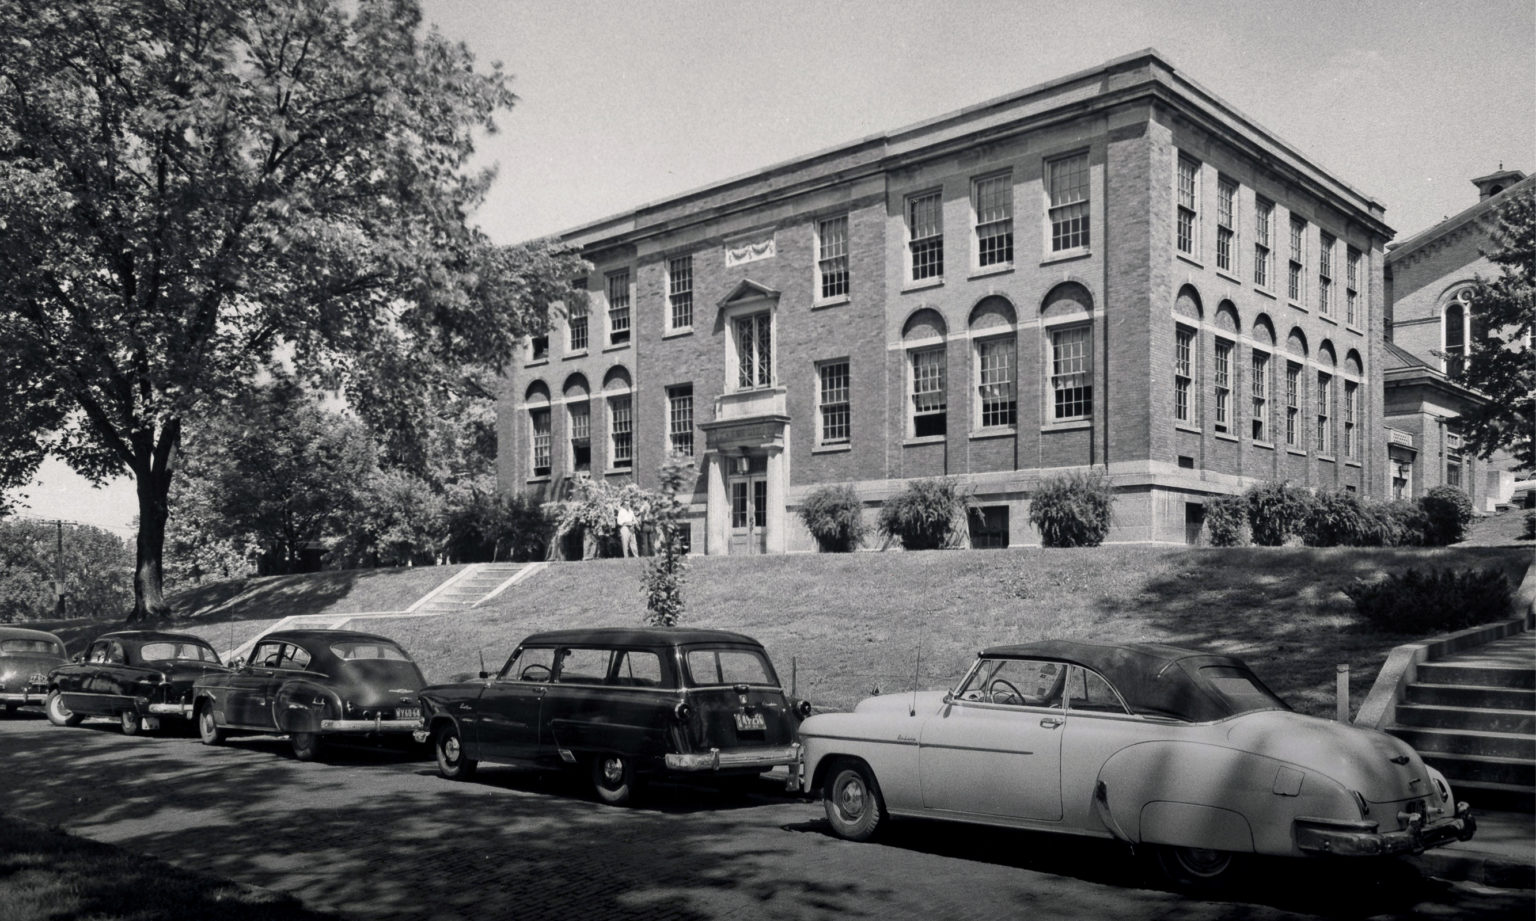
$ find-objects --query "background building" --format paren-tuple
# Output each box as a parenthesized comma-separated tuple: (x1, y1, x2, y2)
(498, 50, 1394, 552)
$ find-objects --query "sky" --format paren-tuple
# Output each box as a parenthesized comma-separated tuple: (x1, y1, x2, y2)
(11, 0, 1535, 536)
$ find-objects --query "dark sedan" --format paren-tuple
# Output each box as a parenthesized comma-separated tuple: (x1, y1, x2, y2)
(47, 630, 229, 735)
(192, 629, 426, 761)
(0, 626, 68, 716)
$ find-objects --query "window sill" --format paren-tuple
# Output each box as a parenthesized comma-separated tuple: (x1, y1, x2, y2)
(813, 295, 851, 309)
(662, 327, 693, 339)
(1254, 286, 1277, 300)
(1287, 448, 1308, 457)
(1287, 301, 1308, 313)
(1346, 325, 1365, 336)
(901, 277, 944, 293)
(605, 466, 634, 476)
(1042, 420, 1091, 432)
(1345, 460, 1362, 468)
(603, 341, 631, 352)
(1318, 455, 1337, 463)
(903, 435, 947, 447)
(812, 443, 852, 454)
(1319, 313, 1339, 326)
(1041, 249, 1090, 267)
(527, 475, 551, 484)
(1215, 269, 1243, 286)
(525, 358, 549, 368)
(968, 264, 1014, 281)
(1252, 440, 1275, 451)
(1175, 423, 1202, 434)
(969, 427, 1017, 441)
(564, 349, 589, 360)
(1214, 432, 1239, 443)
(1176, 253, 1204, 270)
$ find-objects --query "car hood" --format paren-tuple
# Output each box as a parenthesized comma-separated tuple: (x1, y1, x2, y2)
(852, 690, 950, 715)
(1224, 710, 1436, 804)
(0, 654, 64, 685)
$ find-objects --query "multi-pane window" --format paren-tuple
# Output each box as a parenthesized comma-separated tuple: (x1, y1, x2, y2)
(1216, 178, 1237, 273)
(976, 336, 1016, 428)
(1288, 216, 1306, 303)
(1344, 381, 1358, 460)
(1285, 363, 1301, 448)
(607, 270, 631, 345)
(1050, 326, 1092, 421)
(907, 192, 943, 282)
(1318, 232, 1335, 316)
(973, 173, 1014, 268)
(1176, 156, 1199, 256)
(530, 408, 551, 477)
(734, 312, 773, 389)
(667, 385, 693, 457)
(667, 255, 693, 331)
(568, 300, 589, 352)
(817, 360, 850, 445)
(1251, 351, 1270, 442)
(1346, 248, 1361, 326)
(1254, 197, 1274, 288)
(569, 401, 591, 470)
(608, 395, 632, 469)
(1174, 326, 1195, 424)
(910, 347, 947, 438)
(1444, 289, 1472, 377)
(817, 216, 849, 301)
(1214, 339, 1233, 434)
(1048, 153, 1090, 252)
(1447, 428, 1463, 488)
(1316, 372, 1332, 455)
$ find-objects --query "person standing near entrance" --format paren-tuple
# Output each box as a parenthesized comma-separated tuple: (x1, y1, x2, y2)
(617, 504, 638, 557)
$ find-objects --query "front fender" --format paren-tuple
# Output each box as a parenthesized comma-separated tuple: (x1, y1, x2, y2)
(274, 682, 340, 734)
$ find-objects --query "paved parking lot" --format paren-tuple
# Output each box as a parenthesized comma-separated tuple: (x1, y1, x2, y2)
(0, 715, 1529, 921)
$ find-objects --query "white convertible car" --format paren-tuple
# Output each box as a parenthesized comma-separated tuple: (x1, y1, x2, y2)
(794, 640, 1475, 888)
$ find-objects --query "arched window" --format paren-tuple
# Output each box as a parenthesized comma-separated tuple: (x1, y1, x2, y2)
(1042, 283, 1094, 423)
(1443, 288, 1472, 377)
(970, 296, 1017, 430)
(903, 309, 948, 438)
(525, 382, 552, 479)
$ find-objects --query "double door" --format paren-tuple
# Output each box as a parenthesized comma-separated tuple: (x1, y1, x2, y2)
(728, 475, 767, 555)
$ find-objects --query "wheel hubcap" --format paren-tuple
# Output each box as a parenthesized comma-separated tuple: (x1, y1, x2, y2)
(601, 758, 624, 785)
(443, 736, 460, 762)
(1176, 847, 1230, 876)
(837, 777, 866, 819)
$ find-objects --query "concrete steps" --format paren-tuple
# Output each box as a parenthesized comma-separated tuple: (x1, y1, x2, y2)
(1387, 632, 1536, 813)
(411, 563, 532, 615)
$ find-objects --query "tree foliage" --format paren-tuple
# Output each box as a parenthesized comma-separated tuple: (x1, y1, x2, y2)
(1457, 188, 1536, 472)
(643, 454, 695, 627)
(0, 518, 133, 621)
(0, 0, 587, 619)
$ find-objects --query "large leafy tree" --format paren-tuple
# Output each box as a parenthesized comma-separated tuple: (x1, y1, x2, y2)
(1457, 188, 1536, 473)
(0, 0, 586, 619)
(0, 518, 133, 622)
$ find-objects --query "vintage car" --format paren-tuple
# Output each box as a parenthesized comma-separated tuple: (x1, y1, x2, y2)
(46, 630, 229, 734)
(192, 628, 426, 760)
(0, 626, 68, 716)
(416, 627, 811, 804)
(795, 639, 1475, 888)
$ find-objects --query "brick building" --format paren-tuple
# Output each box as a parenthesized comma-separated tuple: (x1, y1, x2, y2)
(498, 50, 1394, 552)
(1382, 168, 1533, 510)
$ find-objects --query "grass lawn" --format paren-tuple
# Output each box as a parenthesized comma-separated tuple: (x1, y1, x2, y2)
(0, 814, 337, 921)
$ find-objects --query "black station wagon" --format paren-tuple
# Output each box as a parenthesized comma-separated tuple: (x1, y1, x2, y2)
(416, 627, 810, 804)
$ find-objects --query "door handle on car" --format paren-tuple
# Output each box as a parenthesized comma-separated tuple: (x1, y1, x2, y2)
(1040, 716, 1064, 729)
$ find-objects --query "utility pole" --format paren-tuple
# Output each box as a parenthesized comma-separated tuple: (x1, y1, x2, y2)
(54, 519, 65, 617)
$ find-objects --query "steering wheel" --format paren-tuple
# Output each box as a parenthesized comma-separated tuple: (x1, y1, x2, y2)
(989, 679, 1024, 705)
(519, 663, 553, 682)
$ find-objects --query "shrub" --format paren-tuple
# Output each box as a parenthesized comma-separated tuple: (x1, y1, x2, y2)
(1302, 489, 1374, 547)
(1202, 495, 1248, 546)
(798, 485, 867, 552)
(493, 492, 556, 562)
(1523, 511, 1536, 541)
(878, 478, 969, 550)
(1344, 567, 1513, 634)
(1245, 481, 1314, 546)
(1373, 499, 1428, 547)
(1028, 470, 1114, 548)
(1419, 486, 1473, 546)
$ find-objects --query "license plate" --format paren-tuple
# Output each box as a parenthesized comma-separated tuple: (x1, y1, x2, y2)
(396, 708, 421, 721)
(29, 674, 45, 685)
(734, 712, 766, 732)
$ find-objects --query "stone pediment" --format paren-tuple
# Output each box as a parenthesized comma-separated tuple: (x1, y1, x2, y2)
(716, 279, 781, 310)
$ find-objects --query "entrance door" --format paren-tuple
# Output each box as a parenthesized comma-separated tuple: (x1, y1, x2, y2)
(728, 476, 767, 554)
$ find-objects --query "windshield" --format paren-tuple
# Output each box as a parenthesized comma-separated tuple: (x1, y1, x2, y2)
(684, 647, 776, 687)
(1, 638, 63, 656)
(139, 642, 221, 664)
(330, 641, 411, 662)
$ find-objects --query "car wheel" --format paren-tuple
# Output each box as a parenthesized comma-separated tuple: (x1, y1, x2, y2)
(433, 723, 477, 781)
(196, 703, 225, 745)
(824, 761, 884, 842)
(4, 702, 16, 716)
(46, 690, 83, 728)
(1153, 845, 1241, 891)
(290, 732, 322, 761)
(592, 753, 636, 806)
(119, 710, 143, 736)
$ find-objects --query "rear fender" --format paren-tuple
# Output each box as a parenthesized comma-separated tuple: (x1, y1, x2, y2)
(275, 682, 338, 734)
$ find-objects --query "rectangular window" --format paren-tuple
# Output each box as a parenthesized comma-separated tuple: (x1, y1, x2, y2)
(1050, 325, 1092, 421)
(1346, 248, 1361, 326)
(568, 300, 588, 352)
(910, 347, 946, 438)
(907, 191, 943, 282)
(1048, 153, 1090, 252)
(667, 385, 693, 457)
(667, 255, 693, 331)
(976, 336, 1016, 428)
(734, 312, 773, 389)
(530, 333, 548, 362)
(1288, 216, 1306, 303)
(1174, 326, 1195, 424)
(973, 173, 1014, 268)
(530, 408, 551, 478)
(609, 395, 632, 469)
(569, 401, 591, 471)
(1214, 339, 1233, 434)
(1251, 351, 1270, 442)
(1216, 177, 1237, 273)
(1318, 232, 1335, 316)
(1285, 362, 1301, 448)
(1254, 197, 1273, 289)
(817, 360, 851, 445)
(817, 216, 849, 301)
(1344, 381, 1358, 459)
(1176, 156, 1199, 256)
(607, 269, 631, 345)
(1316, 372, 1332, 455)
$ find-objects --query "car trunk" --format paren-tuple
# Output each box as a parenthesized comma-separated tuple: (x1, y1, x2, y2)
(335, 659, 426, 710)
(1, 653, 64, 689)
(684, 685, 797, 752)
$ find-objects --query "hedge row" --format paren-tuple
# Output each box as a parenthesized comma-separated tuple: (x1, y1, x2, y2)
(1204, 483, 1474, 548)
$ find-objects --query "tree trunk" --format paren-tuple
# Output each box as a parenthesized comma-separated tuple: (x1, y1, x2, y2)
(127, 423, 180, 623)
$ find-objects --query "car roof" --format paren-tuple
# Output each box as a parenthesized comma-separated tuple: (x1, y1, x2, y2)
(93, 630, 213, 646)
(981, 639, 1247, 674)
(0, 626, 65, 643)
(258, 629, 401, 646)
(517, 627, 764, 648)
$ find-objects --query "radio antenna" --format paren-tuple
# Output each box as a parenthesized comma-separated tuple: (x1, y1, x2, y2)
(478, 648, 487, 680)
(910, 632, 923, 717)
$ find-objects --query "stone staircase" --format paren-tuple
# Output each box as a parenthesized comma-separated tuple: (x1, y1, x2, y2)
(409, 562, 533, 615)
(1386, 632, 1536, 813)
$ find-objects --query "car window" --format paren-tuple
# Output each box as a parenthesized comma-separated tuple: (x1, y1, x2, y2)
(279, 644, 313, 670)
(612, 651, 664, 688)
(330, 641, 410, 662)
(87, 642, 112, 663)
(1066, 666, 1129, 714)
(107, 642, 127, 664)
(684, 648, 774, 687)
(956, 658, 1065, 707)
(1, 639, 62, 656)
(554, 647, 612, 684)
(139, 642, 220, 663)
(502, 646, 557, 682)
(252, 642, 284, 668)
(1199, 666, 1289, 716)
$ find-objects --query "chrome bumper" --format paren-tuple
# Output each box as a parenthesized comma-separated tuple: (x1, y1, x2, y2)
(0, 690, 46, 704)
(147, 702, 193, 717)
(320, 718, 420, 734)
(1295, 802, 1476, 856)
(664, 743, 799, 772)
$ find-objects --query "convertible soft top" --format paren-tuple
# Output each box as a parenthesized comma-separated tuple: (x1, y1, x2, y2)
(980, 639, 1290, 722)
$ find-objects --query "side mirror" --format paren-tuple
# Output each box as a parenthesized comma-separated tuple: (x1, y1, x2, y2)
(942, 691, 953, 704)
(478, 670, 489, 680)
